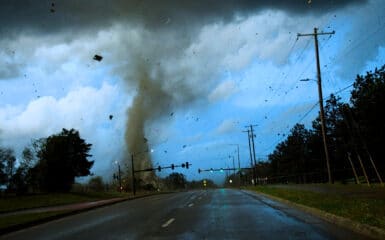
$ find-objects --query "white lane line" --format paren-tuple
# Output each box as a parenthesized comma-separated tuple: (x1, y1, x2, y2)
(162, 218, 175, 228)
(188, 203, 194, 207)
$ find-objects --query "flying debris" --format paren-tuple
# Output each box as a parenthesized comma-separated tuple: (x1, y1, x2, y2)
(170, 112, 174, 116)
(50, 3, 55, 13)
(93, 54, 103, 61)
(164, 150, 167, 154)
(144, 138, 148, 143)
(109, 115, 113, 120)
(182, 145, 187, 148)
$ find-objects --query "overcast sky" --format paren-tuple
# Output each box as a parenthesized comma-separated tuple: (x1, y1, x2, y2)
(1, 0, 384, 184)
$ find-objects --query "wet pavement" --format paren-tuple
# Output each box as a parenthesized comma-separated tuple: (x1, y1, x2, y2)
(1, 189, 373, 240)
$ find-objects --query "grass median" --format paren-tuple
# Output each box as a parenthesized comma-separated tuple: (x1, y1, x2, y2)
(0, 191, 129, 213)
(0, 210, 70, 232)
(247, 184, 385, 230)
(0, 191, 131, 234)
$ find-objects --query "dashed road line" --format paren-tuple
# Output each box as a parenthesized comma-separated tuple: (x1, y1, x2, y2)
(188, 203, 194, 207)
(162, 218, 175, 228)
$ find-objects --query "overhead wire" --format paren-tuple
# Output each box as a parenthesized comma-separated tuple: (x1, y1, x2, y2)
(261, 81, 355, 156)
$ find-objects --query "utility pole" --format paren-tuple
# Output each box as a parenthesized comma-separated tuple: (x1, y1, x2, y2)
(250, 125, 258, 184)
(244, 125, 258, 185)
(118, 163, 122, 192)
(243, 129, 255, 186)
(298, 28, 334, 184)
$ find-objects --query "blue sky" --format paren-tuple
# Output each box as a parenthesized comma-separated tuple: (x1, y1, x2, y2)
(0, 0, 384, 184)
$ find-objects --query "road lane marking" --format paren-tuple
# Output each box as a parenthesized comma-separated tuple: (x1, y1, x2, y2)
(162, 218, 175, 228)
(198, 197, 202, 200)
(188, 203, 194, 207)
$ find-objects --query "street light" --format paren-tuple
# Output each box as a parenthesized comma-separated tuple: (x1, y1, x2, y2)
(228, 144, 241, 186)
(114, 161, 122, 192)
(300, 78, 332, 183)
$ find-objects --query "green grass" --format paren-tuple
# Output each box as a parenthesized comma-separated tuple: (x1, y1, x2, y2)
(0, 211, 70, 231)
(248, 185, 385, 229)
(0, 191, 129, 213)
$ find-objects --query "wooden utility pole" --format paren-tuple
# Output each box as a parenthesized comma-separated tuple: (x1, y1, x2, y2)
(347, 152, 360, 184)
(298, 28, 335, 184)
(243, 129, 256, 186)
(250, 125, 258, 184)
(244, 125, 258, 185)
(357, 153, 370, 186)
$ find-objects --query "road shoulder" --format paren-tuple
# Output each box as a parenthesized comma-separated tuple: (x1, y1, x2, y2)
(242, 189, 385, 240)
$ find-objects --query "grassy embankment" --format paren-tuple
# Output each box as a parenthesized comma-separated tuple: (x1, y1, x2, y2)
(0, 191, 130, 232)
(248, 184, 385, 230)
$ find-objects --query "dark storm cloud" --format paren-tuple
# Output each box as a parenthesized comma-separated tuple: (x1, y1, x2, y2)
(0, 0, 366, 35)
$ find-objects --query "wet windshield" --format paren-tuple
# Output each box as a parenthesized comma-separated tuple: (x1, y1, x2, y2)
(1, 1, 384, 239)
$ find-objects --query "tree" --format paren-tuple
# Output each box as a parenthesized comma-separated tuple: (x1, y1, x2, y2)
(164, 173, 187, 190)
(88, 176, 104, 192)
(0, 147, 16, 189)
(268, 124, 311, 183)
(10, 146, 38, 194)
(350, 65, 385, 175)
(32, 128, 94, 192)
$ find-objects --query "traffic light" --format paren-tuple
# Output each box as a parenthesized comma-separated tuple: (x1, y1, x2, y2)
(181, 163, 186, 168)
(210, 168, 213, 173)
(220, 168, 224, 173)
(198, 168, 201, 173)
(158, 166, 161, 172)
(185, 162, 189, 169)
(171, 164, 174, 170)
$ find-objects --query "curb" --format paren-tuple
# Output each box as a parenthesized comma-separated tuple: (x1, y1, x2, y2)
(244, 189, 385, 240)
(0, 191, 174, 236)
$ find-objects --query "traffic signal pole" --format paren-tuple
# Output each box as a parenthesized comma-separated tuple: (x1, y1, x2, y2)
(131, 153, 136, 196)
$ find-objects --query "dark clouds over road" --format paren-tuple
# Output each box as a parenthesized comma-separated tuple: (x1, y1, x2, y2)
(0, 0, 366, 35)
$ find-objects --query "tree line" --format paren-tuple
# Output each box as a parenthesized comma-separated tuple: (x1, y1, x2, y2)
(0, 128, 94, 194)
(255, 65, 385, 184)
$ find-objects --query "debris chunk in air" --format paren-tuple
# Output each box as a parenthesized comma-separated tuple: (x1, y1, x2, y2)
(93, 54, 103, 61)
(50, 2, 55, 12)
(109, 115, 113, 120)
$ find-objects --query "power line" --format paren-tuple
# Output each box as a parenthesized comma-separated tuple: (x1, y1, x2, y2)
(260, 82, 355, 157)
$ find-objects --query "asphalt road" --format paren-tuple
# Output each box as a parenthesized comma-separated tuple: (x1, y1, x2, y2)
(1, 189, 373, 240)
